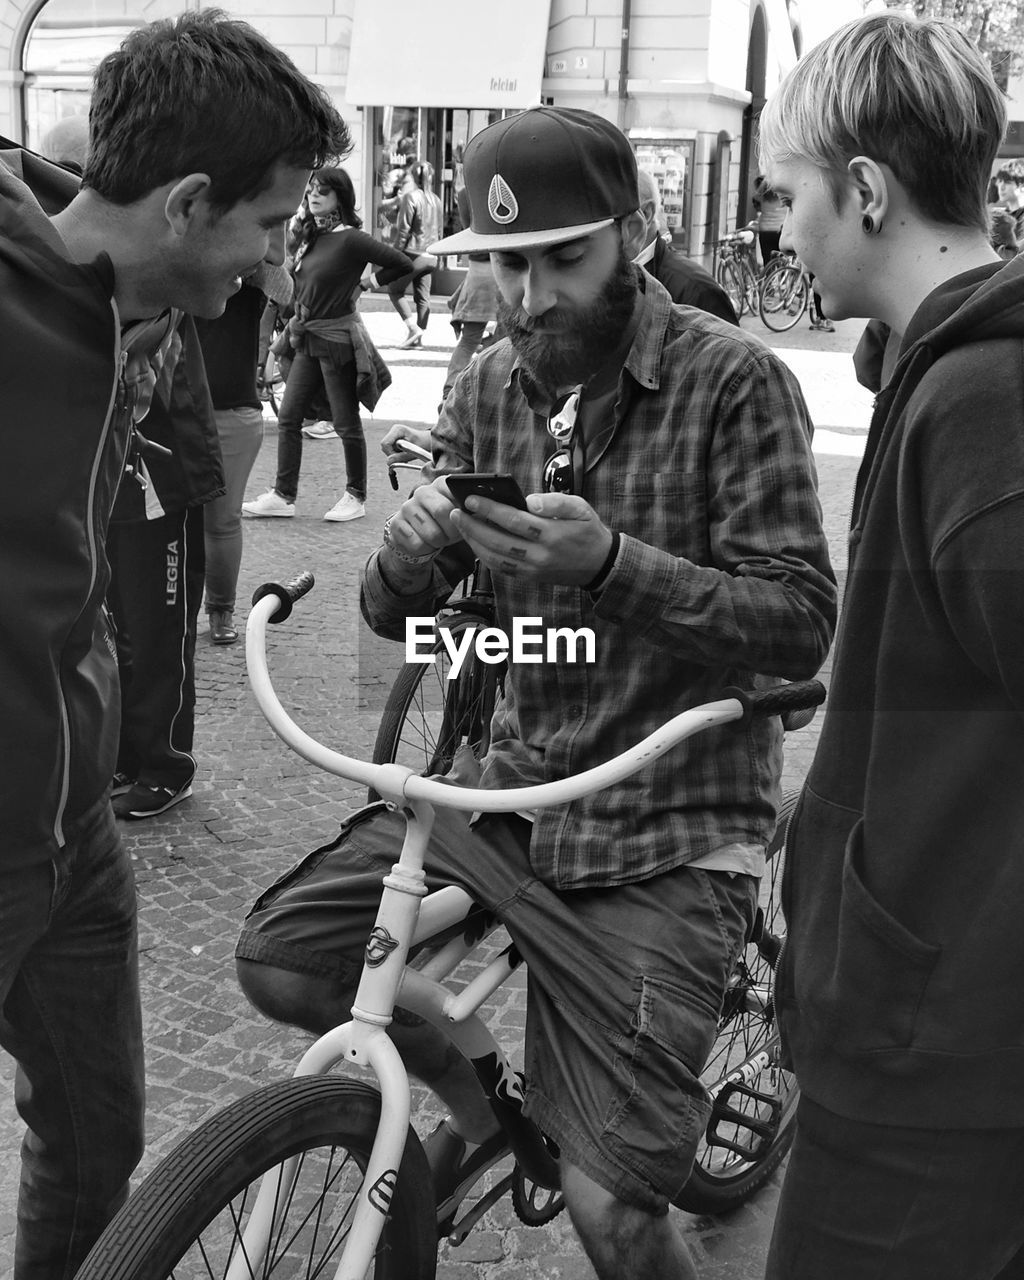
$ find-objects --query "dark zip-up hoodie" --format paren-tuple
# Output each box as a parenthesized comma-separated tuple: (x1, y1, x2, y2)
(779, 255, 1024, 1127)
(1, 149, 132, 863)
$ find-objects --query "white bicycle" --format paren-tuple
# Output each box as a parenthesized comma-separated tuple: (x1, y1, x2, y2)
(77, 572, 824, 1280)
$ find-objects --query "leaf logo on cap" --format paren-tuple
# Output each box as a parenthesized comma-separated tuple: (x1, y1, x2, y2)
(487, 174, 519, 225)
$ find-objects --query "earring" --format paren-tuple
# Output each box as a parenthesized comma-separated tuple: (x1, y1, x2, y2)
(862, 214, 882, 235)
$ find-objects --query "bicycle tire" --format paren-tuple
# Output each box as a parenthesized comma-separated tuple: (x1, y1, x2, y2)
(258, 348, 285, 419)
(715, 258, 748, 318)
(674, 790, 799, 1216)
(757, 256, 790, 313)
(76, 1077, 437, 1280)
(738, 258, 759, 316)
(759, 265, 809, 332)
(369, 613, 501, 802)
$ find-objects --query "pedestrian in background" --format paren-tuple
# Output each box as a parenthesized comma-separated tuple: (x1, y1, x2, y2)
(387, 159, 443, 349)
(0, 9, 348, 1276)
(195, 261, 294, 645)
(635, 168, 738, 323)
(991, 159, 1024, 241)
(38, 114, 88, 176)
(989, 160, 1024, 259)
(752, 173, 786, 265)
(760, 13, 1024, 1278)
(439, 184, 501, 402)
(106, 321, 222, 820)
(754, 171, 833, 332)
(243, 167, 412, 523)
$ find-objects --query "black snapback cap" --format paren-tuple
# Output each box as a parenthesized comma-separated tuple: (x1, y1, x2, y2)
(431, 106, 639, 255)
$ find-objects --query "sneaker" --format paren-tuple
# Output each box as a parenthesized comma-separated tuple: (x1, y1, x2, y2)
(810, 318, 835, 333)
(114, 780, 193, 820)
(422, 1119, 510, 1227)
(301, 420, 336, 440)
(398, 328, 424, 349)
(242, 490, 295, 518)
(110, 770, 136, 798)
(323, 493, 365, 522)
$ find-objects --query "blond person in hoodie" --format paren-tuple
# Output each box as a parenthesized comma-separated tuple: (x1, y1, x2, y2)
(759, 14, 1024, 1279)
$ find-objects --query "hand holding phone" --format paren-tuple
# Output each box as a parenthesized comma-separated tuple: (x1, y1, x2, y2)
(446, 473, 528, 514)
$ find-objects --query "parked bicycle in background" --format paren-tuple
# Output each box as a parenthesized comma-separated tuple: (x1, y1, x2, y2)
(758, 251, 811, 332)
(758, 252, 835, 334)
(713, 223, 759, 317)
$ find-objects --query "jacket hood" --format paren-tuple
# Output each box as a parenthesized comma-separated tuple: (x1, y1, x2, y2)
(0, 142, 78, 214)
(0, 147, 115, 297)
(901, 254, 1024, 360)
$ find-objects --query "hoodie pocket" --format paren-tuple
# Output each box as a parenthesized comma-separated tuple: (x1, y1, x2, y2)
(813, 819, 941, 1055)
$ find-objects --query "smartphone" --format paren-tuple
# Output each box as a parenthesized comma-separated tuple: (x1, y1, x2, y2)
(446, 473, 528, 513)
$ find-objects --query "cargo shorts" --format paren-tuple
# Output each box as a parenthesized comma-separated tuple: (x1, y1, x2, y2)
(236, 801, 756, 1211)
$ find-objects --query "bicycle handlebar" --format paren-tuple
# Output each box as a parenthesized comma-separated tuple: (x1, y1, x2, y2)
(724, 681, 826, 723)
(718, 227, 756, 246)
(251, 571, 315, 625)
(246, 577, 826, 812)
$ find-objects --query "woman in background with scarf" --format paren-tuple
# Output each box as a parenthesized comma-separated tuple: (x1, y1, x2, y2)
(242, 168, 412, 522)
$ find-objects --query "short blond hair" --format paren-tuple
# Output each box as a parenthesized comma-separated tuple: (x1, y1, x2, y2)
(758, 12, 1006, 232)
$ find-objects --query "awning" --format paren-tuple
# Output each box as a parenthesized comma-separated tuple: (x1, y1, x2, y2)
(345, 0, 551, 109)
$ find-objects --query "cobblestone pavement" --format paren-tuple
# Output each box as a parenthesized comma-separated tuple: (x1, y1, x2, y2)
(0, 300, 867, 1277)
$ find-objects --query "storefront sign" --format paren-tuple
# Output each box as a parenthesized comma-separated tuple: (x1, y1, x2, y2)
(346, 0, 551, 108)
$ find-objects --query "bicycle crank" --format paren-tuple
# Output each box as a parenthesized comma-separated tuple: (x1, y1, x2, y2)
(444, 1170, 514, 1245)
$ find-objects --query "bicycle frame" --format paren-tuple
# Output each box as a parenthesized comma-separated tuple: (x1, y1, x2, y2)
(713, 226, 759, 317)
(240, 579, 822, 1279)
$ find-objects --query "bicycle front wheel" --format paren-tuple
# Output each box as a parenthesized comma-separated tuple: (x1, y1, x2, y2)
(716, 258, 748, 318)
(674, 791, 799, 1216)
(260, 349, 285, 418)
(76, 1077, 437, 1280)
(738, 258, 759, 316)
(370, 613, 501, 800)
(759, 265, 809, 332)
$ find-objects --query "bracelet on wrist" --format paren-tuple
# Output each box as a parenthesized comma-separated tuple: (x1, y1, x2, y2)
(585, 530, 620, 593)
(382, 515, 436, 566)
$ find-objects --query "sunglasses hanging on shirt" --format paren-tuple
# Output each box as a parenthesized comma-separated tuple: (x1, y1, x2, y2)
(543, 384, 584, 495)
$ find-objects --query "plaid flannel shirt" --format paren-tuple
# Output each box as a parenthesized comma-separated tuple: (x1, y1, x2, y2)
(362, 272, 836, 889)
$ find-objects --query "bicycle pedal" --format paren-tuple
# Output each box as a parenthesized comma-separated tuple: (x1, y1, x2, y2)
(705, 1082, 782, 1160)
(757, 927, 783, 967)
(443, 1170, 514, 1245)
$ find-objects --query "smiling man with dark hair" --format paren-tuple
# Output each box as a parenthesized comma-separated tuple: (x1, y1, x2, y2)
(0, 12, 348, 1277)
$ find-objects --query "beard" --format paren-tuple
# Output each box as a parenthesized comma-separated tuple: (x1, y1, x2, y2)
(497, 246, 638, 392)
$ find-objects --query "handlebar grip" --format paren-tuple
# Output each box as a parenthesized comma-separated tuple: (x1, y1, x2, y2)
(723, 679, 826, 724)
(251, 571, 316, 624)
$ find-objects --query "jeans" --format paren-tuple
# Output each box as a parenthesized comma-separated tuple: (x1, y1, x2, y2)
(0, 797, 144, 1279)
(387, 255, 436, 331)
(204, 406, 264, 612)
(274, 349, 366, 503)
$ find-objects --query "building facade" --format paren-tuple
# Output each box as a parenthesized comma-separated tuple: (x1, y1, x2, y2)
(3, 0, 1021, 271)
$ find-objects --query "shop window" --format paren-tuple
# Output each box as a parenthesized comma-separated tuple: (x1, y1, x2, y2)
(371, 105, 508, 248)
(375, 106, 422, 244)
(634, 139, 695, 254)
(21, 0, 180, 152)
